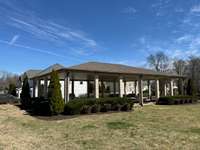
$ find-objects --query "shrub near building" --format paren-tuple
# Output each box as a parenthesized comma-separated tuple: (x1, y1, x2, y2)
(47, 70, 65, 115)
(64, 97, 134, 115)
(157, 95, 198, 105)
(20, 75, 31, 108)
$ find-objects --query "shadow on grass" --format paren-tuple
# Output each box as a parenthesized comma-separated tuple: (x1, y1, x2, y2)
(106, 121, 134, 129)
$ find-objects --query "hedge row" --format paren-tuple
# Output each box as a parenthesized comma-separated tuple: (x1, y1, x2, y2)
(156, 96, 198, 105)
(64, 97, 134, 115)
(31, 97, 51, 115)
(31, 97, 134, 116)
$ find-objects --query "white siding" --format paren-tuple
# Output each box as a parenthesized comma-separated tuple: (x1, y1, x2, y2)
(74, 81, 87, 97)
(60, 80, 65, 99)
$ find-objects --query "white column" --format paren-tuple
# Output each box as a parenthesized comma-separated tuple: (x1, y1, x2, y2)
(64, 73, 70, 103)
(164, 83, 167, 96)
(138, 76, 143, 106)
(119, 76, 124, 98)
(94, 75, 99, 99)
(148, 80, 151, 99)
(33, 79, 36, 98)
(155, 79, 160, 99)
(35, 79, 39, 97)
(170, 79, 174, 96)
(44, 77, 48, 98)
(135, 81, 139, 95)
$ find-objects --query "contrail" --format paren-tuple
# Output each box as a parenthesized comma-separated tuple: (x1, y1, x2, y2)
(0, 39, 66, 58)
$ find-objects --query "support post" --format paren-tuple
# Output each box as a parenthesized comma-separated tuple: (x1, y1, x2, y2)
(155, 79, 160, 99)
(64, 72, 70, 103)
(101, 80, 104, 98)
(113, 81, 116, 95)
(138, 76, 143, 106)
(170, 79, 174, 96)
(33, 79, 36, 98)
(35, 79, 39, 97)
(164, 82, 167, 96)
(87, 80, 90, 98)
(148, 80, 151, 99)
(124, 81, 127, 96)
(71, 79, 75, 99)
(180, 78, 184, 95)
(94, 75, 99, 99)
(135, 81, 139, 95)
(119, 76, 124, 98)
(44, 77, 48, 98)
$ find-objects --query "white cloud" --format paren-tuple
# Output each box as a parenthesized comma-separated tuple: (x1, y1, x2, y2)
(8, 17, 97, 48)
(122, 7, 137, 14)
(0, 0, 99, 58)
(9, 35, 19, 45)
(191, 4, 200, 13)
(0, 39, 81, 61)
(175, 35, 192, 43)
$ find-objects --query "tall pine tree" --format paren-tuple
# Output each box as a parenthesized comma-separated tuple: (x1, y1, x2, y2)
(20, 75, 31, 108)
(48, 70, 64, 115)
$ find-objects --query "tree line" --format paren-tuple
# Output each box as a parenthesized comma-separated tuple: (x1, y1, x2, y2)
(0, 71, 19, 95)
(147, 51, 200, 96)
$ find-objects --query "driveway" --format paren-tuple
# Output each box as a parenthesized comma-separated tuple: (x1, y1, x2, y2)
(0, 94, 19, 104)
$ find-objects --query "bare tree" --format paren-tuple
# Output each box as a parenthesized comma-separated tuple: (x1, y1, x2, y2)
(0, 71, 19, 92)
(173, 59, 187, 95)
(147, 51, 169, 72)
(173, 59, 186, 76)
(186, 56, 200, 96)
(147, 51, 170, 96)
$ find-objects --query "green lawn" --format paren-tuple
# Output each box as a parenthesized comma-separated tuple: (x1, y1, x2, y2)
(1, 103, 200, 150)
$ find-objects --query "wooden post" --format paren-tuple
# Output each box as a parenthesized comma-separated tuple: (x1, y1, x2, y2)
(64, 72, 70, 103)
(87, 80, 90, 98)
(138, 76, 143, 106)
(44, 77, 48, 98)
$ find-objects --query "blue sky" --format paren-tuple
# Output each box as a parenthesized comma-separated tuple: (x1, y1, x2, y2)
(1, 0, 200, 74)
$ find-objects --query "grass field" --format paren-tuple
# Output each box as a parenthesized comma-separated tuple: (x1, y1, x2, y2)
(1, 103, 200, 150)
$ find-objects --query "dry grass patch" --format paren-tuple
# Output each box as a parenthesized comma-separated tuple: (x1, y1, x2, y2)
(1, 104, 200, 149)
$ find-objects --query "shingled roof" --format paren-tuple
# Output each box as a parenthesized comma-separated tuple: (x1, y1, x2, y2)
(37, 64, 64, 77)
(29, 62, 181, 78)
(24, 70, 42, 79)
(68, 62, 180, 77)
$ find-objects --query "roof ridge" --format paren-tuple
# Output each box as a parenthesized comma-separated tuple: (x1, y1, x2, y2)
(76, 61, 155, 72)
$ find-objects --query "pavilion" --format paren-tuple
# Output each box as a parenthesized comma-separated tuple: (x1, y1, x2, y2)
(29, 62, 185, 106)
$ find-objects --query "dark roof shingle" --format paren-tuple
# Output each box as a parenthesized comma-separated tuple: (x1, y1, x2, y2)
(68, 62, 179, 77)
(37, 64, 64, 77)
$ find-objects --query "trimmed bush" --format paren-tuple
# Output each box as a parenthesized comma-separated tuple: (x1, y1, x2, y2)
(80, 105, 91, 114)
(157, 95, 198, 105)
(100, 104, 111, 112)
(48, 70, 65, 115)
(20, 75, 31, 108)
(64, 97, 134, 115)
(121, 103, 131, 111)
(32, 97, 51, 115)
(91, 104, 100, 113)
(111, 104, 121, 111)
